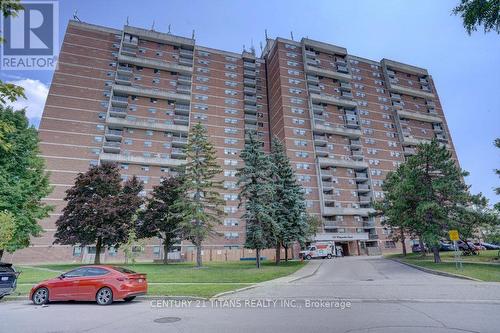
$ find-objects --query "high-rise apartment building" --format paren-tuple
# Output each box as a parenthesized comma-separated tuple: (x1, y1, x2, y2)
(10, 20, 458, 263)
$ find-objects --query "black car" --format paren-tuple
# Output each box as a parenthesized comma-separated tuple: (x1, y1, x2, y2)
(411, 243, 427, 253)
(0, 263, 20, 300)
(477, 242, 500, 250)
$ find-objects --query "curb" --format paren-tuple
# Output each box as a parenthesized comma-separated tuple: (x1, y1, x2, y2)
(287, 260, 323, 283)
(210, 284, 258, 299)
(389, 258, 483, 282)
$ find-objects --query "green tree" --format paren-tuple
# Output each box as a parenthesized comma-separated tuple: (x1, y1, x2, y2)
(452, 0, 500, 34)
(177, 123, 224, 267)
(0, 211, 16, 252)
(122, 228, 145, 264)
(0, 106, 52, 260)
(270, 137, 309, 264)
(0, 0, 25, 104)
(137, 176, 185, 264)
(54, 164, 144, 264)
(377, 140, 497, 263)
(494, 138, 500, 199)
(237, 131, 276, 268)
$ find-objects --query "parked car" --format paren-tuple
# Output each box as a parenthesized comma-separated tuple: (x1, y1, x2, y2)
(411, 243, 427, 253)
(0, 263, 20, 300)
(439, 242, 455, 251)
(456, 240, 480, 251)
(475, 242, 500, 250)
(30, 265, 147, 305)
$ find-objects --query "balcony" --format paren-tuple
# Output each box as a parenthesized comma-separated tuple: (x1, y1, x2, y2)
(310, 93, 357, 109)
(314, 135, 328, 146)
(403, 147, 417, 156)
(179, 57, 193, 66)
(179, 49, 194, 58)
(102, 141, 121, 153)
(350, 139, 362, 148)
(117, 66, 133, 76)
(244, 86, 257, 94)
(244, 114, 258, 124)
(122, 35, 138, 47)
(120, 46, 137, 57)
(106, 116, 188, 133)
(244, 95, 257, 104)
(118, 53, 192, 75)
(363, 220, 376, 228)
(304, 50, 316, 58)
(318, 157, 368, 170)
(244, 78, 256, 87)
(322, 207, 375, 217)
(390, 93, 401, 100)
(306, 58, 319, 67)
(315, 147, 330, 158)
(426, 100, 436, 108)
(313, 120, 362, 139)
(335, 57, 347, 65)
(359, 196, 372, 204)
(308, 85, 321, 94)
(110, 95, 128, 107)
(173, 115, 189, 125)
(244, 70, 256, 78)
(305, 64, 352, 81)
(339, 81, 351, 90)
(345, 119, 359, 129)
(243, 62, 256, 70)
(357, 184, 371, 193)
(108, 107, 127, 118)
(176, 85, 191, 95)
(312, 104, 324, 115)
(171, 147, 186, 159)
(171, 136, 188, 147)
(104, 129, 123, 141)
(397, 109, 442, 123)
(112, 85, 191, 103)
(351, 151, 364, 161)
(433, 124, 444, 132)
(307, 75, 319, 84)
(436, 133, 447, 142)
(355, 172, 368, 180)
(175, 103, 191, 115)
(178, 75, 192, 85)
(369, 234, 379, 240)
(244, 104, 258, 114)
(115, 75, 132, 86)
(245, 124, 258, 131)
(336, 65, 349, 74)
(100, 153, 186, 167)
(340, 91, 353, 99)
(323, 194, 335, 202)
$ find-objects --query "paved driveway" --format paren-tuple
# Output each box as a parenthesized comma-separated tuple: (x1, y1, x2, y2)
(1, 256, 499, 333)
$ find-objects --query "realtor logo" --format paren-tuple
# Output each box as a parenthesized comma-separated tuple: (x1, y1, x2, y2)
(1, 1, 59, 70)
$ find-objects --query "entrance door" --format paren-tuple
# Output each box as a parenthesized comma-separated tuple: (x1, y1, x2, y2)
(341, 243, 350, 256)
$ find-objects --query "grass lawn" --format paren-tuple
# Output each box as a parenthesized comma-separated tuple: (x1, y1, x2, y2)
(10, 260, 304, 299)
(387, 250, 500, 282)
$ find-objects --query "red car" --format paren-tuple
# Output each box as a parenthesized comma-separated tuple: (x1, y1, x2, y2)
(30, 265, 147, 305)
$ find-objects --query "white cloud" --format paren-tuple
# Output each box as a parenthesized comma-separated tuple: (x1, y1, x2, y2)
(7, 78, 49, 128)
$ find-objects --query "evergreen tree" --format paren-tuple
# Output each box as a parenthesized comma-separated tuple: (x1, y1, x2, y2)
(177, 123, 224, 267)
(54, 163, 143, 264)
(0, 106, 52, 260)
(377, 140, 497, 263)
(270, 137, 309, 264)
(137, 176, 185, 264)
(237, 131, 276, 268)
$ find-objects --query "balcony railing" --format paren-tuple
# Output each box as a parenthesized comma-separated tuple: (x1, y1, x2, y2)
(244, 78, 256, 86)
(244, 70, 256, 78)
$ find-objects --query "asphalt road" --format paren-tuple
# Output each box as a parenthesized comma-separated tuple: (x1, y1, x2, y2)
(1, 256, 499, 333)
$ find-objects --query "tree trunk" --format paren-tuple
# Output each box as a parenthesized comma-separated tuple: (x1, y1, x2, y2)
(94, 237, 102, 265)
(163, 239, 170, 264)
(0, 249, 4, 261)
(418, 238, 426, 257)
(196, 241, 202, 267)
(284, 245, 289, 262)
(432, 245, 441, 263)
(400, 229, 407, 256)
(256, 248, 261, 268)
(275, 242, 281, 265)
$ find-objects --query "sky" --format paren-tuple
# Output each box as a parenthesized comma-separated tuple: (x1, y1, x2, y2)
(2, 0, 499, 203)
